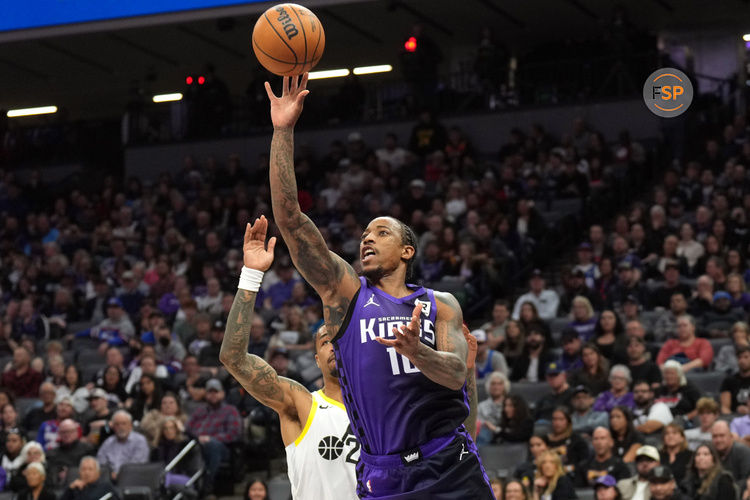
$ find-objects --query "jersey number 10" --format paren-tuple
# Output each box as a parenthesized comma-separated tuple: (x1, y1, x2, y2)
(386, 347, 421, 375)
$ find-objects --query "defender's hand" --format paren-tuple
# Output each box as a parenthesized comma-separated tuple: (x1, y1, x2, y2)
(264, 74, 309, 130)
(375, 303, 422, 360)
(463, 325, 477, 371)
(243, 215, 277, 272)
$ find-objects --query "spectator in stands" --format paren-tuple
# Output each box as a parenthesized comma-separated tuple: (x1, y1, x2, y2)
(715, 321, 750, 374)
(546, 406, 589, 474)
(2, 429, 25, 484)
(616, 445, 660, 500)
(125, 351, 168, 394)
(594, 475, 620, 500)
(198, 320, 225, 368)
(97, 366, 128, 406)
(686, 398, 720, 450)
(151, 416, 199, 486)
(23, 383, 56, 433)
(476, 372, 509, 445)
(676, 223, 705, 275)
(559, 272, 601, 316)
(656, 315, 713, 371)
(608, 261, 648, 310)
(502, 320, 526, 369)
(534, 363, 574, 421)
(620, 297, 644, 328)
(37, 395, 76, 451)
(1, 404, 23, 442)
(727, 273, 750, 310)
(576, 427, 630, 487)
(12, 299, 45, 342)
(96, 410, 149, 480)
(116, 270, 144, 320)
(652, 292, 688, 342)
(594, 365, 635, 412)
(650, 262, 691, 310)
(596, 257, 617, 306)
(511, 325, 554, 383)
(659, 423, 691, 484)
(567, 297, 598, 342)
(126, 373, 163, 422)
(139, 392, 187, 448)
(9, 441, 46, 493)
(79, 298, 135, 349)
(609, 406, 643, 463)
(573, 242, 600, 289)
(3, 347, 42, 398)
(712, 420, 750, 490)
(702, 291, 745, 337)
(625, 336, 661, 389)
(81, 388, 113, 448)
(515, 434, 548, 488)
(57, 365, 90, 414)
(569, 343, 610, 395)
(721, 345, 750, 414)
(655, 361, 700, 418)
(497, 394, 533, 444)
(185, 378, 242, 498)
(60, 456, 118, 500)
(532, 450, 576, 500)
(518, 302, 551, 341)
(593, 310, 628, 362)
(681, 443, 738, 500)
(559, 329, 583, 372)
(153, 324, 187, 373)
(632, 380, 673, 437)
(473, 329, 508, 385)
(571, 385, 608, 435)
(47, 419, 92, 486)
(481, 300, 511, 350)
(647, 465, 687, 500)
(16, 461, 54, 500)
(688, 275, 715, 318)
(512, 270, 560, 321)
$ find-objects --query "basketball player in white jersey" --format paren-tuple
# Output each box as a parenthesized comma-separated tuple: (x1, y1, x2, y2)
(219, 216, 358, 500)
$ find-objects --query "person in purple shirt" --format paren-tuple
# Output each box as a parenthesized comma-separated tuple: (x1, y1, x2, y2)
(266, 75, 493, 499)
(593, 364, 635, 412)
(559, 328, 584, 372)
(259, 257, 300, 311)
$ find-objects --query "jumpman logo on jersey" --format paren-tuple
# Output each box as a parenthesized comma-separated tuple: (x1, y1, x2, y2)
(364, 295, 380, 308)
(459, 444, 469, 461)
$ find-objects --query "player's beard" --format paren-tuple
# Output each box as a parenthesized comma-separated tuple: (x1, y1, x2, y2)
(329, 366, 340, 378)
(361, 265, 386, 283)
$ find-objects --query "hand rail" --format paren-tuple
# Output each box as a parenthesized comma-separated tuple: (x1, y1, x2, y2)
(164, 439, 198, 473)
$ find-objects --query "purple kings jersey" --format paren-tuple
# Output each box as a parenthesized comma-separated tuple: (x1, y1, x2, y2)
(332, 277, 469, 457)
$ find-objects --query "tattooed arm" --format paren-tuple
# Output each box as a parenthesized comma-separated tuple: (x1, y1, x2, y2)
(265, 75, 359, 333)
(219, 217, 311, 445)
(462, 327, 478, 438)
(376, 292, 467, 390)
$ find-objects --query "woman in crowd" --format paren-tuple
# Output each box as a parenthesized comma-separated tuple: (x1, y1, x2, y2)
(0, 404, 23, 447)
(489, 478, 503, 500)
(504, 479, 531, 500)
(655, 315, 713, 373)
(127, 373, 163, 422)
(1, 429, 25, 484)
(16, 462, 55, 500)
(593, 365, 635, 412)
(9, 441, 46, 493)
(140, 391, 189, 448)
(501, 320, 526, 369)
(532, 450, 577, 500)
(98, 365, 128, 406)
(659, 423, 692, 484)
(567, 296, 597, 342)
(655, 361, 701, 418)
(245, 478, 270, 500)
(569, 343, 610, 395)
(477, 372, 510, 445)
(497, 394, 534, 444)
(676, 222, 705, 276)
(546, 407, 589, 474)
(152, 417, 200, 489)
(727, 273, 750, 311)
(609, 406, 643, 463)
(515, 434, 549, 488)
(518, 302, 551, 341)
(681, 443, 738, 499)
(715, 321, 750, 373)
(592, 310, 627, 362)
(56, 364, 90, 414)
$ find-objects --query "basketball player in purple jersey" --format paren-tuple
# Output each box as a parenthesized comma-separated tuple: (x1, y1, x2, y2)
(265, 74, 493, 498)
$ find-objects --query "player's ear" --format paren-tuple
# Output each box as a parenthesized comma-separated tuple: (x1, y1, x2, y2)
(401, 245, 415, 261)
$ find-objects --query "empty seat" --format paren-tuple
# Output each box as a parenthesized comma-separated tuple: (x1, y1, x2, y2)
(77, 348, 105, 365)
(510, 382, 552, 407)
(686, 371, 725, 396)
(15, 397, 41, 418)
(117, 461, 165, 500)
(479, 443, 528, 478)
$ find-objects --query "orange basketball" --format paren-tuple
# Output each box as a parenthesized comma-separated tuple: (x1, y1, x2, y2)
(252, 3, 326, 76)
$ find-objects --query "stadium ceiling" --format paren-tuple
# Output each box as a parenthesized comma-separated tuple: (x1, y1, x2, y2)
(0, 0, 748, 121)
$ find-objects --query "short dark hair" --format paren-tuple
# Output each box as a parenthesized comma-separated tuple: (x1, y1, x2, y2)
(396, 219, 418, 282)
(494, 299, 510, 309)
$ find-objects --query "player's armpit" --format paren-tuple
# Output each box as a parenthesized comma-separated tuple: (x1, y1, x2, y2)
(220, 289, 311, 419)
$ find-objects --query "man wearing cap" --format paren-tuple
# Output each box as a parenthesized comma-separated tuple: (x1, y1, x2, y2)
(37, 395, 78, 451)
(702, 290, 745, 336)
(77, 297, 135, 348)
(48, 419, 93, 483)
(632, 380, 673, 436)
(511, 270, 560, 321)
(650, 261, 691, 310)
(617, 445, 660, 500)
(647, 465, 688, 500)
(608, 261, 648, 310)
(721, 345, 750, 415)
(573, 242, 600, 289)
(621, 296, 643, 325)
(82, 388, 113, 447)
(576, 427, 630, 487)
(399, 178, 432, 215)
(558, 269, 601, 316)
(535, 362, 574, 422)
(652, 292, 689, 342)
(116, 270, 145, 320)
(595, 474, 619, 498)
(559, 329, 583, 372)
(473, 329, 508, 386)
(198, 320, 227, 368)
(571, 385, 608, 435)
(655, 314, 713, 372)
(185, 378, 242, 498)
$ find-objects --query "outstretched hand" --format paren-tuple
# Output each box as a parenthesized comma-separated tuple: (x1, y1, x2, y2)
(463, 325, 477, 371)
(375, 303, 423, 360)
(243, 215, 277, 272)
(264, 73, 309, 129)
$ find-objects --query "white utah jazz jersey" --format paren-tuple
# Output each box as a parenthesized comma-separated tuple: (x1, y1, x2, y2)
(285, 390, 359, 500)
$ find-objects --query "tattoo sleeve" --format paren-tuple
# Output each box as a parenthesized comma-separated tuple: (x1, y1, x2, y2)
(463, 368, 478, 438)
(219, 289, 308, 417)
(411, 292, 468, 391)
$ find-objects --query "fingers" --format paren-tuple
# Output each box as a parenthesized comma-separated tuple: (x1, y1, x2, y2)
(462, 324, 470, 336)
(264, 81, 276, 100)
(374, 337, 397, 347)
(283, 76, 291, 95)
(243, 222, 252, 245)
(290, 74, 298, 93)
(267, 236, 277, 253)
(300, 72, 309, 91)
(296, 89, 310, 106)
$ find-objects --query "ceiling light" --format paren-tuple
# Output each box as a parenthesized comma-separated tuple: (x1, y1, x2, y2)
(308, 69, 350, 80)
(7, 106, 57, 118)
(353, 64, 393, 75)
(153, 93, 183, 103)
(743, 34, 750, 41)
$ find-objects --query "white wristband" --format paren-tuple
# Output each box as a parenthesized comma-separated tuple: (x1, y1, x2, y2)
(238, 266, 264, 292)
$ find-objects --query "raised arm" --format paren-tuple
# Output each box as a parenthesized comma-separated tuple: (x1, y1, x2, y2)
(265, 75, 359, 329)
(376, 292, 468, 390)
(219, 216, 310, 419)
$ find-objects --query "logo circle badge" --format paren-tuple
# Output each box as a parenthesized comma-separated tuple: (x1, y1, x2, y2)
(318, 435, 344, 460)
(643, 68, 693, 118)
